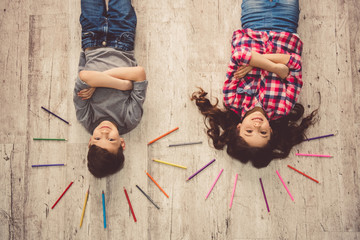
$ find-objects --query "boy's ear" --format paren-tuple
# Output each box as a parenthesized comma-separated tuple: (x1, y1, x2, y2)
(88, 137, 92, 148)
(120, 138, 125, 150)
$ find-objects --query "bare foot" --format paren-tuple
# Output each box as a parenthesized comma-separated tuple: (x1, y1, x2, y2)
(275, 63, 290, 79)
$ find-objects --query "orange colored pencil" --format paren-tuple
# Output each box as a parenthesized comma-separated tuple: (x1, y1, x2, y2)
(148, 127, 179, 145)
(145, 171, 169, 198)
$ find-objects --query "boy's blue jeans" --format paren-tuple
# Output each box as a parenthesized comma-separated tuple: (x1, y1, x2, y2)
(241, 0, 300, 33)
(80, 0, 137, 51)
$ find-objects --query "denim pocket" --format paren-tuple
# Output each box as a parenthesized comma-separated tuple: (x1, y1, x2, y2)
(116, 32, 135, 46)
(82, 31, 95, 38)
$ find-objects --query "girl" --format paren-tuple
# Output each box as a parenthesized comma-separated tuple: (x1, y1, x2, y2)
(192, 0, 317, 168)
(73, 0, 148, 177)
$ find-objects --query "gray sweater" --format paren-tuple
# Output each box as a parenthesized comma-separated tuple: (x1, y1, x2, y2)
(73, 48, 148, 135)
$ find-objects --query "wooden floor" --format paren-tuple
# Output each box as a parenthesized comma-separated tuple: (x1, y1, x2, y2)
(1, 0, 360, 239)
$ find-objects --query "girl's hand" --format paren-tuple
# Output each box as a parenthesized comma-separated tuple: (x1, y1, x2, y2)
(77, 87, 96, 100)
(234, 65, 253, 79)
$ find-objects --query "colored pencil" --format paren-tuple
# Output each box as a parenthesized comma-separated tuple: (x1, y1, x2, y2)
(145, 171, 169, 198)
(124, 187, 137, 222)
(229, 174, 238, 209)
(41, 106, 70, 125)
(152, 158, 187, 169)
(32, 164, 66, 167)
(296, 153, 332, 158)
(136, 185, 160, 210)
(305, 134, 335, 141)
(33, 138, 67, 141)
(186, 159, 216, 181)
(259, 178, 270, 212)
(79, 187, 89, 228)
(148, 127, 179, 145)
(51, 181, 74, 209)
(205, 169, 223, 199)
(287, 165, 319, 183)
(276, 170, 294, 201)
(168, 141, 202, 147)
(102, 191, 106, 228)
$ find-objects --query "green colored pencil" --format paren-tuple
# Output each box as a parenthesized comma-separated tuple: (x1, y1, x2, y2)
(33, 138, 67, 141)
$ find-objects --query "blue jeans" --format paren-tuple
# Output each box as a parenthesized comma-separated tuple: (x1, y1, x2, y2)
(241, 0, 300, 33)
(80, 0, 137, 51)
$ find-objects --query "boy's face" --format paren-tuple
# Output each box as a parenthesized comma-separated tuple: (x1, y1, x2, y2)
(89, 121, 125, 154)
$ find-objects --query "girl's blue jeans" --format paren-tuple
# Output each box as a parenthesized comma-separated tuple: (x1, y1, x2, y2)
(80, 0, 137, 51)
(241, 0, 300, 33)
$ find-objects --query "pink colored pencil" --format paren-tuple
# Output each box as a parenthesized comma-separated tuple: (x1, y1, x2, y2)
(296, 153, 332, 158)
(229, 174, 238, 209)
(276, 170, 294, 201)
(51, 181, 74, 209)
(148, 127, 179, 145)
(287, 165, 319, 183)
(259, 178, 270, 212)
(205, 169, 223, 199)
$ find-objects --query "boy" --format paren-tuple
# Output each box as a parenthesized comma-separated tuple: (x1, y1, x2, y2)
(73, 0, 148, 178)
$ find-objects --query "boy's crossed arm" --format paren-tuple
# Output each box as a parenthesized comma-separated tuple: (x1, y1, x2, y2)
(79, 66, 146, 90)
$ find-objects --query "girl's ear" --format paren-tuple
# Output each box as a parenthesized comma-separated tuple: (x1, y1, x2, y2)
(237, 123, 242, 130)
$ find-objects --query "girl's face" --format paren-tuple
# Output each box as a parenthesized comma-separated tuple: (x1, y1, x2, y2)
(237, 110, 272, 147)
(89, 120, 125, 153)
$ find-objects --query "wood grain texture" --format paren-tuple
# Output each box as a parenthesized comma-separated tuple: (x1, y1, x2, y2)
(0, 0, 359, 239)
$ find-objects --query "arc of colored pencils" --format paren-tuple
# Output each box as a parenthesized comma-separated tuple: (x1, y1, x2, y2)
(186, 159, 216, 181)
(124, 187, 137, 222)
(51, 181, 74, 209)
(33, 138, 67, 141)
(32, 164, 66, 167)
(136, 185, 160, 210)
(152, 158, 187, 169)
(259, 178, 270, 212)
(80, 187, 89, 228)
(41, 106, 70, 125)
(205, 169, 224, 199)
(102, 191, 106, 228)
(287, 165, 319, 183)
(276, 170, 294, 201)
(229, 174, 238, 209)
(168, 141, 202, 147)
(145, 171, 169, 198)
(305, 134, 335, 141)
(148, 127, 179, 145)
(296, 153, 332, 158)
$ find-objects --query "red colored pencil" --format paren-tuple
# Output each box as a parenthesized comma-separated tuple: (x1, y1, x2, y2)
(124, 187, 137, 222)
(287, 165, 319, 183)
(51, 181, 74, 209)
(148, 127, 179, 145)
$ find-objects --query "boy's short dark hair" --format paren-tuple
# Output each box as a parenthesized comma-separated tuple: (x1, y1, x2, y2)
(87, 145, 125, 178)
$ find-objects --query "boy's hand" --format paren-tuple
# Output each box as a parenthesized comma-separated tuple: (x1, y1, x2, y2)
(234, 65, 253, 79)
(77, 87, 96, 100)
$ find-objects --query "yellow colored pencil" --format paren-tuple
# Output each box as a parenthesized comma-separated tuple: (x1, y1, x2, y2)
(80, 187, 89, 228)
(152, 158, 187, 169)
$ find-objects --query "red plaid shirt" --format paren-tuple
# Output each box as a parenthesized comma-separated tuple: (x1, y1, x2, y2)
(223, 29, 303, 121)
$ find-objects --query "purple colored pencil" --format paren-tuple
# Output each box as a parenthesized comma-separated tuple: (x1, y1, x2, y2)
(41, 106, 70, 125)
(186, 159, 216, 181)
(305, 134, 335, 141)
(259, 178, 270, 212)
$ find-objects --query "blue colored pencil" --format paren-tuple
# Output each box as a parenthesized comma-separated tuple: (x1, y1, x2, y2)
(41, 106, 70, 125)
(186, 159, 216, 181)
(102, 191, 106, 228)
(32, 164, 66, 167)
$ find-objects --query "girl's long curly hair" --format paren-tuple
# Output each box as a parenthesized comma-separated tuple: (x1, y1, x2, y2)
(191, 88, 318, 168)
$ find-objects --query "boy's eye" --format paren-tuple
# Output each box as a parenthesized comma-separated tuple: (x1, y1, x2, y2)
(95, 137, 100, 140)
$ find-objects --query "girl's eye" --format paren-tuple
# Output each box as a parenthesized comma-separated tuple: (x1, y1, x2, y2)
(246, 130, 253, 133)
(109, 138, 114, 141)
(261, 131, 267, 135)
